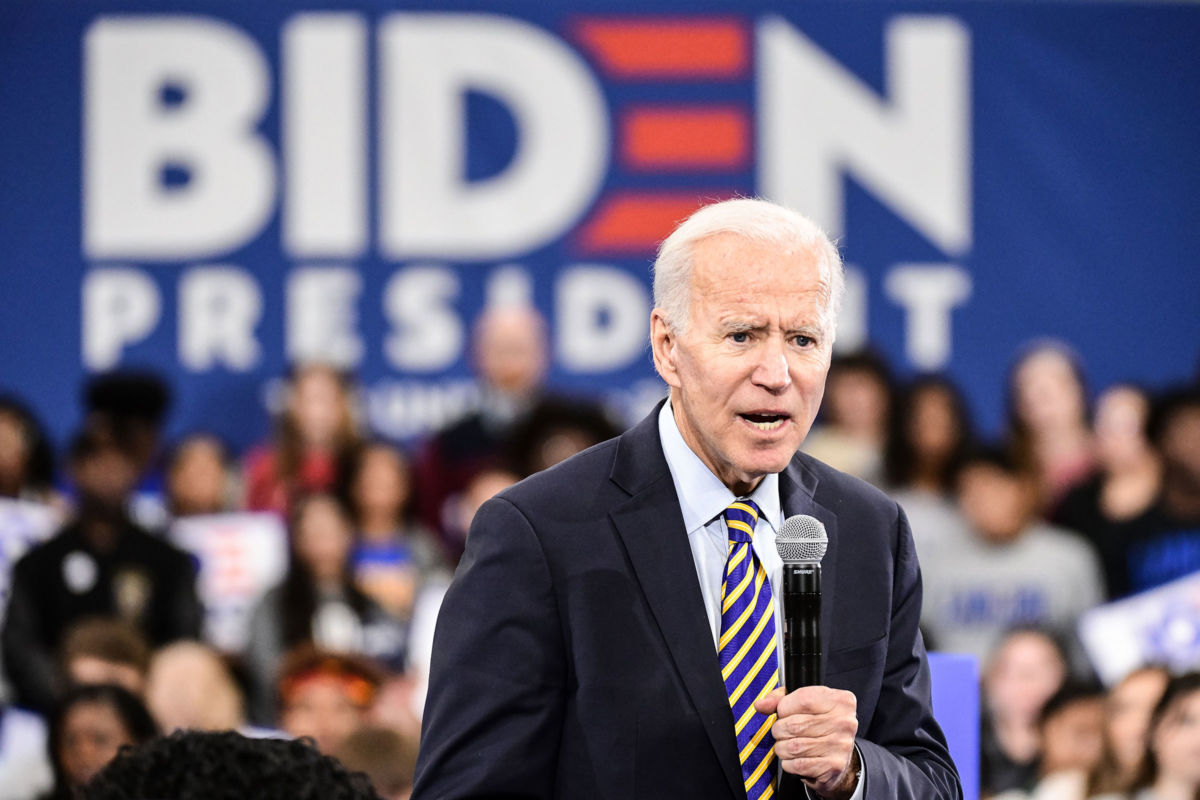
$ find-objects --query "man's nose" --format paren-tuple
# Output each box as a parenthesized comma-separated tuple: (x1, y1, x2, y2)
(752, 340, 791, 391)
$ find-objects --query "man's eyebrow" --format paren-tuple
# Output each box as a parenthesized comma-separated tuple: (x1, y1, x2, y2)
(721, 319, 764, 333)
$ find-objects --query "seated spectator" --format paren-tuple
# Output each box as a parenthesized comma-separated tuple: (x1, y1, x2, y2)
(335, 725, 419, 800)
(980, 627, 1071, 797)
(2, 424, 201, 712)
(414, 305, 549, 562)
(1092, 672, 1200, 800)
(993, 683, 1106, 800)
(164, 434, 235, 519)
(42, 684, 157, 800)
(802, 349, 894, 486)
(883, 374, 976, 557)
(1005, 341, 1095, 513)
(0, 396, 59, 506)
(245, 494, 404, 725)
(1087, 665, 1171, 797)
(341, 442, 446, 623)
(143, 641, 252, 735)
(82, 371, 173, 531)
(276, 646, 383, 755)
(1057, 385, 1162, 599)
(244, 364, 362, 516)
(58, 618, 150, 699)
(1103, 387, 1200, 597)
(919, 447, 1104, 659)
(81, 730, 380, 800)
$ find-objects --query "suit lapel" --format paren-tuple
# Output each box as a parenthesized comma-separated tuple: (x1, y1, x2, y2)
(608, 411, 745, 800)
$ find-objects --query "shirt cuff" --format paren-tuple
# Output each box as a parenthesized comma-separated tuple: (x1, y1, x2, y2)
(803, 744, 864, 800)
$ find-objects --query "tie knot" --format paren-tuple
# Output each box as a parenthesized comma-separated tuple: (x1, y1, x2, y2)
(723, 500, 760, 543)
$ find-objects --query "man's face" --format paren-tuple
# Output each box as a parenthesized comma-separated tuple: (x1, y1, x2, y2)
(651, 233, 833, 494)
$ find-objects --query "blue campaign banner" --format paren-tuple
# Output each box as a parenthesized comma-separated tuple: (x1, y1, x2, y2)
(1, 1, 1198, 451)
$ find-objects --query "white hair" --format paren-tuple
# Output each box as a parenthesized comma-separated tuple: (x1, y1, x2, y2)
(652, 197, 845, 336)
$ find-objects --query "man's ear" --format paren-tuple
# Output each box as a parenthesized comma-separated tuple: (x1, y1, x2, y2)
(650, 309, 682, 389)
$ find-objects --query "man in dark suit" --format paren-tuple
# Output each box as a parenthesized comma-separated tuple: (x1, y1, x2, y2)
(413, 199, 961, 799)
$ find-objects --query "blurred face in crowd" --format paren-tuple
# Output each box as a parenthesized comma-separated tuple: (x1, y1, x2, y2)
(1108, 667, 1170, 775)
(827, 368, 889, 439)
(1040, 695, 1105, 774)
(1151, 687, 1200, 787)
(1094, 387, 1151, 471)
(908, 384, 960, 464)
(984, 631, 1067, 724)
(290, 366, 350, 449)
(294, 495, 354, 584)
(652, 233, 834, 495)
(281, 677, 367, 755)
(959, 462, 1036, 544)
(59, 700, 137, 787)
(1161, 406, 1200, 488)
(145, 643, 243, 733)
(473, 306, 548, 397)
(1014, 348, 1087, 433)
(72, 443, 139, 513)
(167, 436, 227, 516)
(353, 445, 410, 522)
(0, 411, 30, 488)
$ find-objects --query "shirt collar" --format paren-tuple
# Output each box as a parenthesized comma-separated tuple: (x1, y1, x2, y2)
(658, 401, 782, 536)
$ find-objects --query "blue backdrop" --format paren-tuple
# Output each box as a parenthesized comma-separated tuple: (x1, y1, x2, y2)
(1, 0, 1198, 450)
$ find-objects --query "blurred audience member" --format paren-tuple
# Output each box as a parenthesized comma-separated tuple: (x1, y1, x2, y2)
(507, 397, 622, 478)
(245, 364, 362, 516)
(0, 396, 58, 506)
(884, 374, 976, 556)
(58, 618, 149, 698)
(415, 305, 549, 561)
(1057, 385, 1162, 599)
(1092, 672, 1200, 800)
(143, 641, 249, 734)
(438, 467, 520, 552)
(335, 725, 419, 800)
(1103, 387, 1200, 597)
(276, 646, 382, 755)
(980, 627, 1071, 797)
(2, 424, 201, 712)
(82, 371, 172, 530)
(803, 349, 894, 486)
(82, 730, 381, 800)
(342, 442, 446, 623)
(920, 447, 1104, 659)
(1006, 341, 1095, 512)
(245, 494, 404, 724)
(164, 433, 235, 518)
(42, 684, 157, 800)
(0, 697, 53, 800)
(1088, 666, 1171, 797)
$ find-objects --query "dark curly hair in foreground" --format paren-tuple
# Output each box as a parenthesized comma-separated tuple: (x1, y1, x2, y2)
(82, 730, 381, 800)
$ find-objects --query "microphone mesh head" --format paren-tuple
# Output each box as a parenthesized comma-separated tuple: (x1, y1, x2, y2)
(776, 515, 828, 564)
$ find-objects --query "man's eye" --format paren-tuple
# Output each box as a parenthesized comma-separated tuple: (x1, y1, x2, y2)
(793, 335, 814, 348)
(730, 332, 749, 343)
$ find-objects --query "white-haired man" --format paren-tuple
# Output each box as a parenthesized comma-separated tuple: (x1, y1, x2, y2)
(413, 198, 961, 800)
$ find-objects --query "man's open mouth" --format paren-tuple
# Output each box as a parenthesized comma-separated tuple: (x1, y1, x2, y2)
(739, 412, 789, 431)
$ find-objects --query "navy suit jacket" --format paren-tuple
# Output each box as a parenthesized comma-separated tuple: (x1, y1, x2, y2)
(413, 409, 961, 799)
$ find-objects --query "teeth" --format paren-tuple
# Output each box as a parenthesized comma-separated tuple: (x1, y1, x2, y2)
(747, 417, 784, 431)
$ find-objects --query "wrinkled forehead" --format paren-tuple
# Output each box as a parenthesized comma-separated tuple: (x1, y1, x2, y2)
(689, 233, 834, 313)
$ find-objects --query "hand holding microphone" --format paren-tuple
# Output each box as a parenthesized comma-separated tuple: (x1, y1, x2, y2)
(753, 515, 861, 799)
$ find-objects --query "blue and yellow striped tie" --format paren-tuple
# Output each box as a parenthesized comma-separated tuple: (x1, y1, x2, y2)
(719, 500, 779, 800)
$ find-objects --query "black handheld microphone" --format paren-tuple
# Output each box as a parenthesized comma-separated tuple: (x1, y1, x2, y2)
(776, 515, 829, 690)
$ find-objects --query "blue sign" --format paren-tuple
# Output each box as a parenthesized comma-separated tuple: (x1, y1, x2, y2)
(2, 2, 1198, 450)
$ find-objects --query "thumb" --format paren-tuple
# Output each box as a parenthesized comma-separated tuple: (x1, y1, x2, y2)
(754, 687, 785, 715)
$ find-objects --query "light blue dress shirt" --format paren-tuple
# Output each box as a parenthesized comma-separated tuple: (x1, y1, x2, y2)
(657, 401, 865, 800)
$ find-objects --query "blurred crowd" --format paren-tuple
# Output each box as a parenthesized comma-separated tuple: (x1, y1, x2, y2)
(0, 305, 1198, 800)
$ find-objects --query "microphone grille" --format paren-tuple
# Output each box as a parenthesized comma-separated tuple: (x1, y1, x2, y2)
(776, 515, 828, 564)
